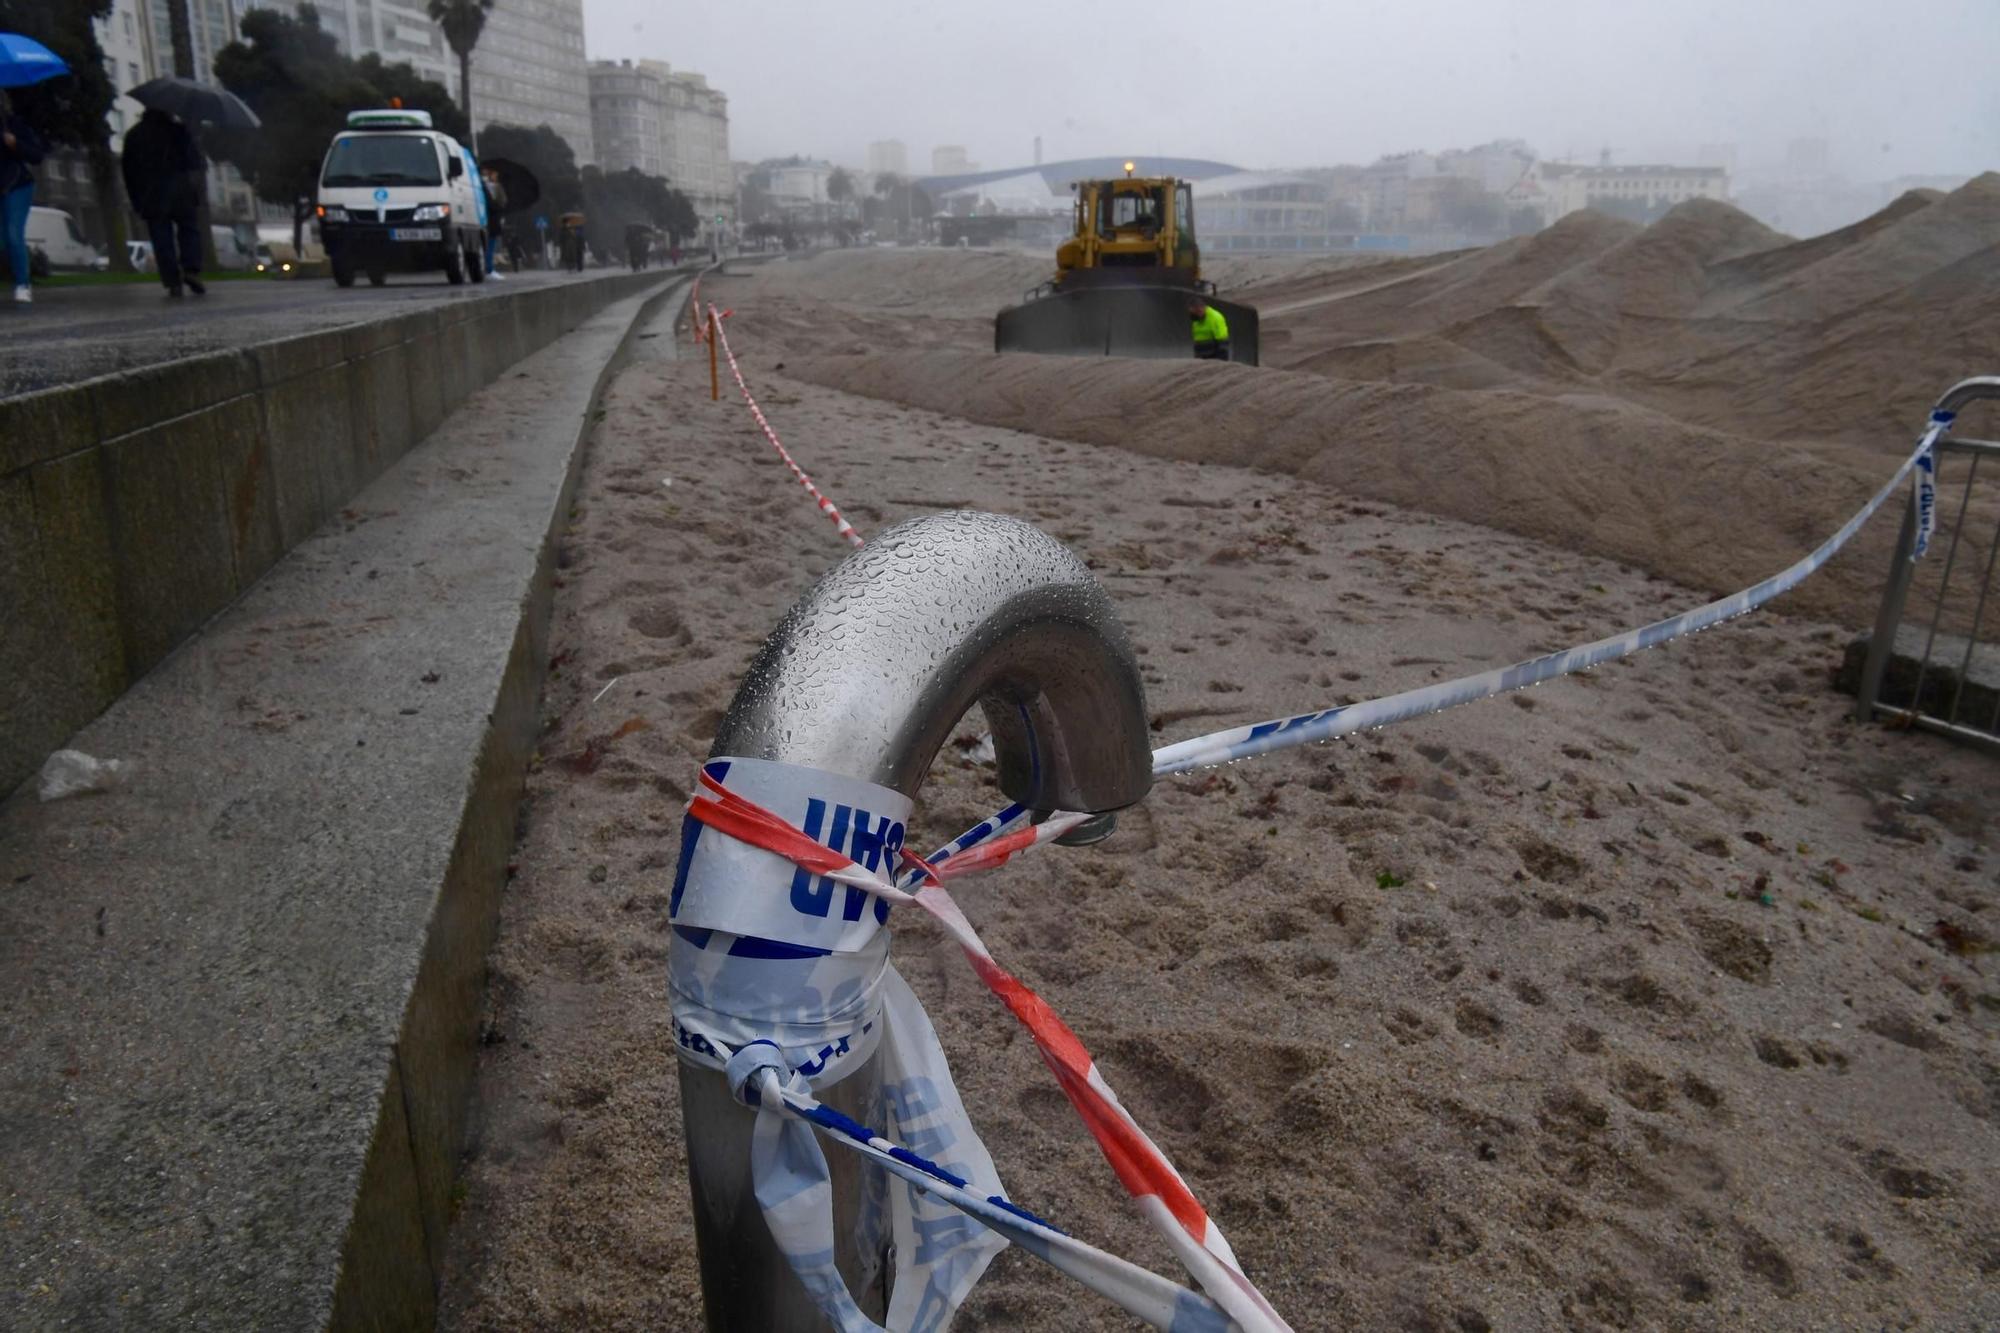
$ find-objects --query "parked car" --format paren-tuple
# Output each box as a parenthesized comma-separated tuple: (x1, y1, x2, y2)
(210, 226, 257, 271)
(26, 207, 104, 271)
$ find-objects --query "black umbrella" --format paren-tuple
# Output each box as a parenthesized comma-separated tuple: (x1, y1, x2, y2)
(481, 157, 539, 215)
(128, 76, 260, 130)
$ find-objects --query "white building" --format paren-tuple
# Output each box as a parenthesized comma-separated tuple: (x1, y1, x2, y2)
(470, 0, 594, 162)
(1193, 172, 1340, 252)
(1507, 162, 1730, 226)
(589, 59, 669, 177)
(98, 0, 157, 151)
(867, 139, 906, 176)
(765, 160, 833, 213)
(937, 170, 1066, 217)
(661, 67, 731, 233)
(931, 144, 974, 175)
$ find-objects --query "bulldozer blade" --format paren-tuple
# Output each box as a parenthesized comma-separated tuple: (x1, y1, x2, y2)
(995, 287, 1261, 366)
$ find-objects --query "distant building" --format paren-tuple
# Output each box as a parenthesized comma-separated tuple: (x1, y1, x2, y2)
(1434, 139, 1535, 195)
(660, 67, 732, 235)
(100, 0, 156, 151)
(931, 145, 974, 175)
(938, 171, 1066, 217)
(1193, 173, 1339, 252)
(1508, 162, 1729, 226)
(471, 0, 594, 163)
(764, 159, 834, 214)
(589, 60, 669, 177)
(868, 139, 907, 176)
(276, 0, 457, 95)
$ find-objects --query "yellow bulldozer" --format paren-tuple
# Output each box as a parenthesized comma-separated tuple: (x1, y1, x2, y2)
(994, 166, 1259, 364)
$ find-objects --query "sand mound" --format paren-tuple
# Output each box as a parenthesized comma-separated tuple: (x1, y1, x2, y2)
(443, 289, 2000, 1333)
(1726, 172, 2000, 323)
(1280, 212, 1642, 341)
(746, 248, 1050, 317)
(1267, 176, 2000, 446)
(784, 350, 1907, 628)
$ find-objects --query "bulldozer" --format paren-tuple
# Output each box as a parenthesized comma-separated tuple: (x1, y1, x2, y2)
(994, 166, 1259, 364)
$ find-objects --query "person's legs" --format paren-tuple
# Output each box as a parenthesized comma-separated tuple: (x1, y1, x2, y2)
(147, 216, 182, 291)
(175, 213, 204, 293)
(3, 184, 32, 294)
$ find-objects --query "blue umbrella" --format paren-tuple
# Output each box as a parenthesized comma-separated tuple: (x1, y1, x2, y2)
(0, 33, 70, 90)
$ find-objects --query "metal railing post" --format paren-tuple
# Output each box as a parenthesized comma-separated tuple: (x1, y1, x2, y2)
(1856, 497, 1922, 723)
(675, 511, 1153, 1330)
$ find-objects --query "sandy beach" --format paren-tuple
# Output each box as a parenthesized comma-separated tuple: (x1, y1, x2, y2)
(438, 232, 1999, 1331)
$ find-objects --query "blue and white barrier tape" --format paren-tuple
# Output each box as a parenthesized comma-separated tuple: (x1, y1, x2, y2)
(1150, 412, 1952, 775)
(736, 1059, 1236, 1332)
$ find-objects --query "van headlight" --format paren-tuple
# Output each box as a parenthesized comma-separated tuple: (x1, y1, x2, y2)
(411, 203, 451, 221)
(320, 206, 348, 222)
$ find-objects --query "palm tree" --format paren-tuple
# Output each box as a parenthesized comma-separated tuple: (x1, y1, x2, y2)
(167, 0, 194, 77)
(427, 0, 494, 149)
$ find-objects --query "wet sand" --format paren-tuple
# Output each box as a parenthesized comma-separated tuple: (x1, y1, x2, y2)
(438, 261, 1999, 1331)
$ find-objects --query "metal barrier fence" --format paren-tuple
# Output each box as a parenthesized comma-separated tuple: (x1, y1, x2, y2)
(1853, 377, 2000, 752)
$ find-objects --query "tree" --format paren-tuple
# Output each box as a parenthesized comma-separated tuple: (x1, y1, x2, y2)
(211, 5, 464, 252)
(355, 53, 468, 141)
(738, 173, 773, 225)
(659, 186, 697, 245)
(425, 0, 492, 146)
(477, 121, 581, 214)
(0, 0, 131, 269)
(826, 165, 854, 218)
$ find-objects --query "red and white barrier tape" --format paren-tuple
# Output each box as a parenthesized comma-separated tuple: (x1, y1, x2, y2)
(709, 302, 865, 549)
(686, 770, 1292, 1333)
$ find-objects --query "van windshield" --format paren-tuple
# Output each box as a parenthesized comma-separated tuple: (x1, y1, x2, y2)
(321, 134, 442, 188)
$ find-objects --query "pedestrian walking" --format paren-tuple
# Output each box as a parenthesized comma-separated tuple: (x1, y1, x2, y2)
(480, 165, 507, 279)
(0, 90, 45, 305)
(120, 107, 207, 297)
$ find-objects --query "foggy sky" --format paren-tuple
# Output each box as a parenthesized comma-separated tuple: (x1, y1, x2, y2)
(579, 0, 2000, 180)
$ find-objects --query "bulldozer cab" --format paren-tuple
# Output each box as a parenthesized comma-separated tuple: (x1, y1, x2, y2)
(1000, 169, 1258, 363)
(1057, 177, 1199, 284)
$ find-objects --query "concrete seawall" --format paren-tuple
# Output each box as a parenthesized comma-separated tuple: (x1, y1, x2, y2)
(1, 271, 666, 798)
(0, 277, 689, 1329)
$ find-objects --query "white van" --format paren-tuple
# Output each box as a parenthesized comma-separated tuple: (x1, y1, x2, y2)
(314, 108, 487, 288)
(26, 207, 105, 271)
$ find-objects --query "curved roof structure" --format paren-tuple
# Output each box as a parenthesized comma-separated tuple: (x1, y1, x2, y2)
(916, 155, 1245, 195)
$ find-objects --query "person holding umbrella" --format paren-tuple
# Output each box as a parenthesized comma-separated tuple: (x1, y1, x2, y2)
(0, 89, 44, 305)
(120, 77, 258, 297)
(0, 33, 70, 305)
(122, 107, 207, 297)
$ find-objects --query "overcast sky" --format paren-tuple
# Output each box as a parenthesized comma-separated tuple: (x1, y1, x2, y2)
(579, 0, 2000, 180)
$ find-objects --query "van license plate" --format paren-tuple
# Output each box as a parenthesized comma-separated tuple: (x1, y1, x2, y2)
(390, 227, 442, 241)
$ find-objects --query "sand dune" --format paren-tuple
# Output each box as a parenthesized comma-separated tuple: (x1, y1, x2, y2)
(439, 281, 2000, 1333)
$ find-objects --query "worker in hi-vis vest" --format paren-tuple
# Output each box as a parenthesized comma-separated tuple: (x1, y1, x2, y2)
(1188, 296, 1230, 361)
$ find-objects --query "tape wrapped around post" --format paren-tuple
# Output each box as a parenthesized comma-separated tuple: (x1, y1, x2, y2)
(679, 763, 1295, 1332)
(669, 758, 1008, 1330)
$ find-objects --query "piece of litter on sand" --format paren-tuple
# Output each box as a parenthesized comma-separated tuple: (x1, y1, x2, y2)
(592, 676, 622, 704)
(971, 734, 996, 765)
(661, 477, 674, 488)
(37, 749, 129, 802)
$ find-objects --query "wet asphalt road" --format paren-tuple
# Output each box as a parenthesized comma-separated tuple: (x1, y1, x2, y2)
(0, 267, 625, 398)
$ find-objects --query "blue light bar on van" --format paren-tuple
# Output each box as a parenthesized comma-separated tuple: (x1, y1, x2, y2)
(346, 109, 434, 129)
